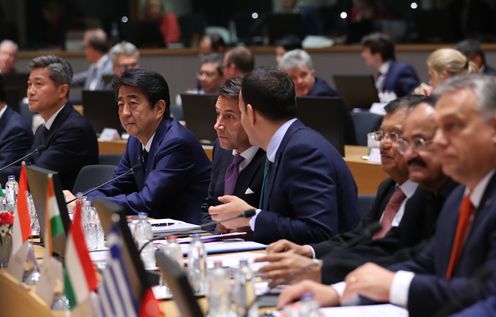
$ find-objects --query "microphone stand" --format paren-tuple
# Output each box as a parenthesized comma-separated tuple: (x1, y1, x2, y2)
(66, 163, 142, 204)
(0, 144, 47, 172)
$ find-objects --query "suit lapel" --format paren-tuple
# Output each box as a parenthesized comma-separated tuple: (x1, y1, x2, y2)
(264, 120, 304, 210)
(234, 148, 264, 197)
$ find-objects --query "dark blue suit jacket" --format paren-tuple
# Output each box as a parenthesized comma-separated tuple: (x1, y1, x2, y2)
(381, 61, 420, 97)
(0, 107, 33, 184)
(254, 119, 359, 244)
(449, 296, 496, 316)
(0, 104, 98, 190)
(201, 142, 265, 230)
(308, 77, 357, 145)
(89, 118, 211, 224)
(388, 173, 496, 317)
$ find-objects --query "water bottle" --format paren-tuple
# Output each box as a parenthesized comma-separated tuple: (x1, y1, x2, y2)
(83, 199, 105, 250)
(233, 259, 258, 317)
(161, 235, 183, 265)
(187, 234, 207, 294)
(133, 212, 155, 269)
(207, 261, 232, 317)
(28, 194, 40, 236)
(5, 175, 18, 211)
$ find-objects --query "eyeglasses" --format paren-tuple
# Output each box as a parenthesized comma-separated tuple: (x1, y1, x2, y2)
(371, 130, 401, 143)
(116, 62, 138, 71)
(397, 137, 434, 155)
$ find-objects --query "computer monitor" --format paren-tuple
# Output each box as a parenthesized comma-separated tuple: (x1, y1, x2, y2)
(332, 75, 380, 110)
(155, 252, 203, 317)
(82, 90, 122, 133)
(180, 93, 218, 144)
(295, 96, 346, 156)
(26, 165, 71, 257)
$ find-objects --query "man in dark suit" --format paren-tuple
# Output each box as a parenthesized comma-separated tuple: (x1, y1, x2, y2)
(279, 49, 356, 145)
(84, 69, 211, 223)
(277, 74, 496, 317)
(0, 55, 98, 190)
(0, 75, 33, 184)
(456, 38, 496, 76)
(209, 67, 359, 245)
(257, 95, 455, 284)
(361, 33, 420, 98)
(201, 77, 265, 233)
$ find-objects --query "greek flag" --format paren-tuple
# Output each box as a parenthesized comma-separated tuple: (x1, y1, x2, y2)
(97, 223, 138, 317)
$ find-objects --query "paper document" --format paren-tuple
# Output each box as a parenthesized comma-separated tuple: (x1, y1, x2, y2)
(148, 218, 201, 234)
(171, 240, 266, 255)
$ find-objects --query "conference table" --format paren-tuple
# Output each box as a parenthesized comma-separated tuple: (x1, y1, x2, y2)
(0, 243, 267, 317)
(98, 141, 386, 195)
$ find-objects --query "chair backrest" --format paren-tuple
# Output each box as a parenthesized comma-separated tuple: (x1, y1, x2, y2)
(99, 154, 123, 166)
(72, 164, 117, 194)
(351, 111, 383, 146)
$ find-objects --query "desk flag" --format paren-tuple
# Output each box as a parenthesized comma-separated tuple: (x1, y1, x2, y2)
(64, 197, 98, 309)
(11, 163, 31, 255)
(44, 175, 64, 256)
(97, 222, 139, 317)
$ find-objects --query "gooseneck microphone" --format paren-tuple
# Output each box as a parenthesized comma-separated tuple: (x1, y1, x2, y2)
(138, 209, 257, 254)
(0, 144, 47, 172)
(66, 163, 143, 204)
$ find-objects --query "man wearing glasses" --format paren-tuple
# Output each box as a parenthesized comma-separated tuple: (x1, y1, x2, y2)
(109, 41, 140, 79)
(280, 74, 496, 317)
(257, 95, 456, 286)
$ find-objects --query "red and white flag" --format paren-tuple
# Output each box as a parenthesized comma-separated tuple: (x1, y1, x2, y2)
(11, 163, 32, 255)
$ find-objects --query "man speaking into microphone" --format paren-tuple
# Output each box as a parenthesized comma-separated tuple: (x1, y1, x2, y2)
(0, 55, 98, 189)
(67, 69, 211, 223)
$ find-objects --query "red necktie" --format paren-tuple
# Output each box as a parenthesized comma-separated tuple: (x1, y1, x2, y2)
(445, 195, 474, 279)
(373, 187, 406, 239)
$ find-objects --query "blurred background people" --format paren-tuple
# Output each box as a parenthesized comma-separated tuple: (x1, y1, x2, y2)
(198, 33, 227, 56)
(416, 48, 478, 95)
(456, 38, 496, 75)
(0, 40, 18, 75)
(72, 28, 113, 91)
(275, 35, 302, 64)
(223, 46, 254, 79)
(141, 0, 181, 46)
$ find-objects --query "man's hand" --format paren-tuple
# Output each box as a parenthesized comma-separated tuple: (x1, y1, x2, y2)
(63, 190, 76, 212)
(277, 280, 340, 309)
(266, 239, 313, 257)
(341, 262, 395, 303)
(256, 252, 322, 285)
(208, 195, 254, 229)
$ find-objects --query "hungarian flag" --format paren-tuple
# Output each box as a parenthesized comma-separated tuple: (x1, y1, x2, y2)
(64, 198, 98, 309)
(44, 175, 65, 256)
(11, 163, 32, 255)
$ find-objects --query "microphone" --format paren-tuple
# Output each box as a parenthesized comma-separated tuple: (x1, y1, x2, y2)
(66, 163, 142, 204)
(138, 209, 256, 254)
(0, 144, 47, 172)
